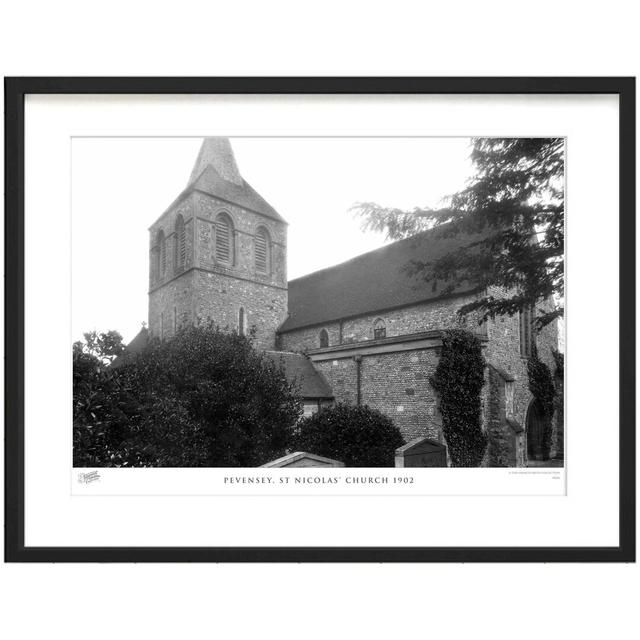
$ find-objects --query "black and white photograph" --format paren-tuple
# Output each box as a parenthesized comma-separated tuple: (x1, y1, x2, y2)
(6, 77, 632, 564)
(72, 135, 565, 472)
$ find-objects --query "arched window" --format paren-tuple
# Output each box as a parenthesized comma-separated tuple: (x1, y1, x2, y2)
(255, 226, 270, 273)
(159, 231, 167, 277)
(519, 306, 535, 358)
(215, 212, 234, 264)
(153, 243, 160, 282)
(155, 230, 166, 280)
(174, 214, 186, 271)
(238, 307, 245, 336)
(319, 329, 329, 348)
(373, 318, 386, 340)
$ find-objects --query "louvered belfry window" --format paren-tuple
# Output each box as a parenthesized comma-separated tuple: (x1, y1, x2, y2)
(175, 215, 186, 270)
(160, 231, 167, 277)
(156, 230, 167, 280)
(216, 213, 232, 264)
(255, 227, 269, 273)
(319, 329, 329, 348)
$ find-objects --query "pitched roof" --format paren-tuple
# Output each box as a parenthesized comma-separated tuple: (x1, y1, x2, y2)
(263, 351, 333, 399)
(279, 226, 483, 333)
(154, 137, 286, 225)
(190, 164, 286, 223)
(110, 327, 149, 369)
(261, 452, 344, 468)
(187, 137, 243, 186)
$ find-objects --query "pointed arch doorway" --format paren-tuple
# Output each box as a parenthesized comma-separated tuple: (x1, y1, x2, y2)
(526, 399, 546, 461)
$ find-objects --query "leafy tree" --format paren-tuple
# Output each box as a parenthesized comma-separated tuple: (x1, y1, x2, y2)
(73, 325, 302, 467)
(74, 330, 125, 365)
(292, 404, 404, 467)
(430, 329, 487, 467)
(352, 138, 564, 328)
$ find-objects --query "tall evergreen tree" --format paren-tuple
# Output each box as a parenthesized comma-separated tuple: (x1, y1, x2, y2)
(352, 138, 564, 327)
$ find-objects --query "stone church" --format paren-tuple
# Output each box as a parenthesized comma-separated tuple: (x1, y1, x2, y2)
(130, 137, 562, 467)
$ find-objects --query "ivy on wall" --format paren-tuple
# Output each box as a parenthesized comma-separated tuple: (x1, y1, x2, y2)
(552, 349, 564, 459)
(430, 329, 487, 467)
(527, 345, 556, 459)
(552, 349, 564, 379)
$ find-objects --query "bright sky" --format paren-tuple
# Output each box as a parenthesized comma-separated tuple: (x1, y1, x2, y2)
(72, 137, 474, 343)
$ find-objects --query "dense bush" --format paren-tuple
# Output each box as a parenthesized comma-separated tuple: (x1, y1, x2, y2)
(73, 325, 302, 467)
(292, 403, 404, 467)
(429, 329, 487, 467)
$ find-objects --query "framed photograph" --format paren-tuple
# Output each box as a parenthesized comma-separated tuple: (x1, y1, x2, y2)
(5, 77, 635, 562)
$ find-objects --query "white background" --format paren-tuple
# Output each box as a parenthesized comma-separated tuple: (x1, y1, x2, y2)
(1, 2, 638, 639)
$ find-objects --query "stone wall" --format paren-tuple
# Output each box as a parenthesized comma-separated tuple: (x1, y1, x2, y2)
(312, 347, 442, 443)
(149, 196, 195, 288)
(148, 192, 288, 351)
(279, 292, 493, 447)
(290, 284, 561, 466)
(194, 193, 287, 287)
(148, 270, 194, 339)
(192, 270, 287, 350)
(484, 286, 561, 460)
(486, 366, 525, 467)
(279, 292, 487, 352)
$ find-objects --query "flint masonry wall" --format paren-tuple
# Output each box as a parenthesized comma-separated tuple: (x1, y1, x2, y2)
(281, 293, 489, 444)
(283, 286, 559, 461)
(148, 270, 195, 339)
(191, 270, 287, 350)
(149, 194, 197, 338)
(484, 286, 561, 459)
(312, 348, 442, 443)
(148, 192, 288, 350)
(279, 292, 487, 353)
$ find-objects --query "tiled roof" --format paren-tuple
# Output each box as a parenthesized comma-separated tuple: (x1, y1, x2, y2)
(279, 226, 483, 333)
(187, 137, 243, 186)
(189, 164, 286, 223)
(153, 138, 286, 227)
(263, 351, 333, 399)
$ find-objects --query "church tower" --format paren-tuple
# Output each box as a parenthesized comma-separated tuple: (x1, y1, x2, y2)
(148, 138, 288, 350)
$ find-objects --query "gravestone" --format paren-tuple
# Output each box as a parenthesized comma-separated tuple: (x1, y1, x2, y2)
(261, 452, 344, 468)
(395, 437, 447, 467)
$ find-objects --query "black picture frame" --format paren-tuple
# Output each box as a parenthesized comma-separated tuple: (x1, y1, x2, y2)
(4, 76, 635, 563)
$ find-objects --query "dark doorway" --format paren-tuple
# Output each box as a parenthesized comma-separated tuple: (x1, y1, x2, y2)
(526, 400, 546, 461)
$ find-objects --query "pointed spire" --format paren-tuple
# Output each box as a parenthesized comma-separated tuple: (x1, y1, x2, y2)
(187, 137, 243, 187)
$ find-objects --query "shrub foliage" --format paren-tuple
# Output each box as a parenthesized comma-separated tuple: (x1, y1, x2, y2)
(292, 403, 404, 467)
(73, 325, 302, 467)
(430, 329, 487, 467)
